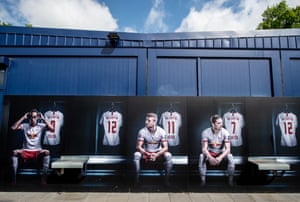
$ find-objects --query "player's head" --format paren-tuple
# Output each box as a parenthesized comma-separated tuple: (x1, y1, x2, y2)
(28, 108, 40, 126)
(210, 114, 223, 131)
(145, 113, 158, 130)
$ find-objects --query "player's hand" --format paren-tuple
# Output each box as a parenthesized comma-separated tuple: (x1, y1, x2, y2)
(143, 151, 151, 157)
(215, 156, 222, 165)
(39, 113, 45, 120)
(150, 153, 158, 161)
(24, 112, 29, 119)
(208, 157, 218, 166)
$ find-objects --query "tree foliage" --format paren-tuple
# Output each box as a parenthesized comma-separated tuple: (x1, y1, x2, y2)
(0, 20, 32, 27)
(0, 20, 12, 26)
(257, 0, 300, 29)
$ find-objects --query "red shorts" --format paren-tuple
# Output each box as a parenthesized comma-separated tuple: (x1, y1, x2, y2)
(142, 152, 163, 163)
(22, 150, 41, 162)
(143, 153, 153, 161)
(209, 151, 221, 157)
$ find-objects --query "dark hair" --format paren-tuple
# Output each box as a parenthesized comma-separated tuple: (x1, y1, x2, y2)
(28, 108, 39, 119)
(210, 114, 221, 124)
(30, 109, 39, 114)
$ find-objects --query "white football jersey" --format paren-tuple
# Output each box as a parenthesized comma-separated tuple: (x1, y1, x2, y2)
(223, 112, 245, 147)
(276, 112, 298, 147)
(43, 110, 64, 145)
(137, 126, 167, 153)
(100, 111, 123, 146)
(159, 111, 182, 146)
(21, 123, 46, 150)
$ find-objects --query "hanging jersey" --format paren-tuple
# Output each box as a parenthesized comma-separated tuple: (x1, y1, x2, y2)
(276, 112, 298, 147)
(223, 112, 245, 147)
(159, 111, 182, 146)
(43, 110, 64, 145)
(137, 126, 167, 153)
(100, 111, 123, 146)
(20, 123, 46, 150)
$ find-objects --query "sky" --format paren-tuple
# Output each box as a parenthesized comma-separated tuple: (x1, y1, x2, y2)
(0, 0, 299, 33)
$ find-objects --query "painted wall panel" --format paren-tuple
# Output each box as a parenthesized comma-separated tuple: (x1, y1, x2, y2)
(148, 58, 197, 96)
(249, 60, 272, 96)
(201, 59, 272, 96)
(281, 51, 300, 96)
(6, 57, 138, 96)
(149, 49, 279, 96)
(200, 59, 251, 96)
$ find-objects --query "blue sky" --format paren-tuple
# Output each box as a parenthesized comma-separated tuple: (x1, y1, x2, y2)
(0, 0, 299, 33)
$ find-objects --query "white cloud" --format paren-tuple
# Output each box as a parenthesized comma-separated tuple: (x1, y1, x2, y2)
(124, 26, 138, 33)
(144, 0, 168, 33)
(175, 0, 300, 32)
(3, 0, 118, 31)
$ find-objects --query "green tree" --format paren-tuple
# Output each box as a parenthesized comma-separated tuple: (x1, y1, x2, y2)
(257, 0, 300, 29)
(0, 20, 12, 26)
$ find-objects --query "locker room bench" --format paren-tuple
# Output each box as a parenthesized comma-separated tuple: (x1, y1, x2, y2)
(248, 156, 290, 172)
(239, 156, 295, 185)
(247, 156, 291, 179)
(51, 155, 90, 176)
(51, 155, 188, 176)
(188, 155, 247, 176)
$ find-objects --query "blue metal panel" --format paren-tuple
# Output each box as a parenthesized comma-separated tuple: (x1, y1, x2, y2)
(247, 38, 255, 48)
(231, 38, 239, 48)
(255, 38, 263, 48)
(197, 40, 205, 48)
(280, 37, 288, 48)
(7, 33, 15, 46)
(1, 26, 300, 49)
(264, 37, 272, 48)
(148, 49, 282, 96)
(281, 51, 300, 96)
(297, 37, 300, 49)
(272, 37, 280, 48)
(288, 36, 296, 49)
(0, 47, 146, 95)
(148, 57, 197, 96)
(31, 35, 40, 45)
(221, 39, 230, 48)
(6, 57, 138, 96)
(249, 60, 272, 96)
(48, 36, 56, 45)
(214, 39, 221, 48)
(200, 59, 251, 96)
(205, 40, 213, 48)
(41, 35, 48, 45)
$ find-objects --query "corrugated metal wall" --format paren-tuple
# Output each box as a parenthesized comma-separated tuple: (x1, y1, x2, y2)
(0, 26, 300, 97)
(6, 57, 138, 96)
